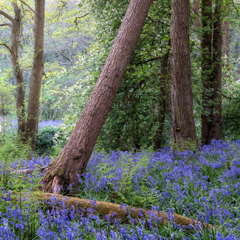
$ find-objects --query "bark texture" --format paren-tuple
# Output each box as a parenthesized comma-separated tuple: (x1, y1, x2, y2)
(170, 0, 197, 149)
(40, 0, 153, 193)
(201, 0, 222, 145)
(11, 3, 26, 136)
(25, 0, 45, 151)
(154, 49, 170, 150)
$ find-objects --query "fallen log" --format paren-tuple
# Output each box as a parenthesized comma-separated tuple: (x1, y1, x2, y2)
(36, 192, 213, 231)
(4, 167, 215, 231)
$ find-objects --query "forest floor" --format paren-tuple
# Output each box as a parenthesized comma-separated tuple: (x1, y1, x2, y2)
(0, 140, 240, 239)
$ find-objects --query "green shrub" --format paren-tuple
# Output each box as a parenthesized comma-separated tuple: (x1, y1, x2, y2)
(35, 126, 65, 156)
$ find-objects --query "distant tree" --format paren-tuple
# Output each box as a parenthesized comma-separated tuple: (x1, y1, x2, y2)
(170, 0, 197, 149)
(154, 45, 171, 150)
(0, 0, 45, 150)
(0, 2, 26, 135)
(40, 0, 153, 193)
(193, 0, 200, 27)
(25, 0, 45, 150)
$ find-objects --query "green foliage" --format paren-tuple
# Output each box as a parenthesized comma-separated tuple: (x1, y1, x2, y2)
(0, 75, 16, 116)
(0, 134, 32, 163)
(36, 126, 65, 156)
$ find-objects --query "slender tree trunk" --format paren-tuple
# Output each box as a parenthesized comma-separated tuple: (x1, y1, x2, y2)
(201, 0, 222, 145)
(154, 48, 170, 150)
(224, 21, 230, 71)
(170, 0, 197, 150)
(201, 0, 213, 145)
(11, 3, 26, 136)
(40, 0, 153, 193)
(25, 0, 45, 151)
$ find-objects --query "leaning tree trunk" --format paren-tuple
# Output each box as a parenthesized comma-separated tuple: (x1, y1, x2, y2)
(25, 0, 45, 151)
(11, 3, 26, 137)
(201, 0, 213, 145)
(170, 0, 197, 150)
(40, 0, 153, 193)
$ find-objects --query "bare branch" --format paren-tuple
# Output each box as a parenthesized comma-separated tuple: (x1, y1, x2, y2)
(74, 13, 89, 28)
(0, 23, 12, 28)
(19, 0, 35, 13)
(0, 43, 12, 54)
(0, 10, 13, 22)
(136, 56, 162, 66)
(75, 13, 89, 20)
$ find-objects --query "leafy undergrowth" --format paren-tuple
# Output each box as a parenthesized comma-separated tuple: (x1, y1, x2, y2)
(0, 140, 240, 239)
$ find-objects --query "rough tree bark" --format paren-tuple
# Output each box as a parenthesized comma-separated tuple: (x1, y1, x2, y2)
(154, 48, 170, 150)
(0, 3, 26, 136)
(40, 0, 153, 193)
(25, 0, 45, 151)
(170, 0, 197, 149)
(201, 0, 222, 145)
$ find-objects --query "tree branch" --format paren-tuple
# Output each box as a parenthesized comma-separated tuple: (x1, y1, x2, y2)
(136, 56, 162, 66)
(0, 10, 13, 22)
(19, 0, 35, 13)
(0, 23, 12, 28)
(0, 43, 12, 54)
(74, 13, 89, 28)
(75, 13, 89, 20)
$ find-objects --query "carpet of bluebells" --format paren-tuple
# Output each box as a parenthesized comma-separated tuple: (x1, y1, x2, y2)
(5, 119, 63, 130)
(0, 140, 240, 239)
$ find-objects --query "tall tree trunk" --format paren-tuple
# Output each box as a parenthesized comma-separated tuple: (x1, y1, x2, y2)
(40, 0, 153, 193)
(224, 21, 230, 71)
(11, 3, 26, 136)
(201, 0, 222, 145)
(154, 48, 170, 150)
(25, 0, 45, 151)
(238, 27, 240, 73)
(170, 0, 197, 150)
(208, 0, 222, 141)
(201, 0, 213, 145)
(193, 0, 200, 27)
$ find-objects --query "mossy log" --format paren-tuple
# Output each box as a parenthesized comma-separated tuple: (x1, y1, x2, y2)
(36, 192, 212, 231)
